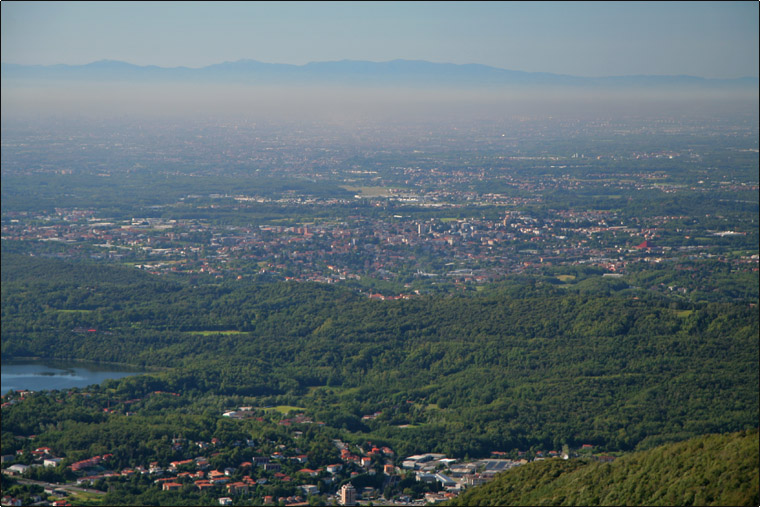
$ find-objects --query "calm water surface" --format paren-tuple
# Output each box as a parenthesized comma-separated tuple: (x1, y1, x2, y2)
(1, 360, 148, 393)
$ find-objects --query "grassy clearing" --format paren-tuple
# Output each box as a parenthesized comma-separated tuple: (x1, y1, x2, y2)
(261, 405, 306, 414)
(71, 492, 106, 504)
(556, 275, 577, 282)
(329, 386, 361, 396)
(51, 490, 105, 505)
(675, 310, 694, 317)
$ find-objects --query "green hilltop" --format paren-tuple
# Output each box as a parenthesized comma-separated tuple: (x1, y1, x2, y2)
(446, 429, 759, 506)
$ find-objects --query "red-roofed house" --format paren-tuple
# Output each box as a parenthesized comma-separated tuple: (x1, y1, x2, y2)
(326, 464, 342, 474)
(226, 482, 249, 494)
(195, 480, 214, 491)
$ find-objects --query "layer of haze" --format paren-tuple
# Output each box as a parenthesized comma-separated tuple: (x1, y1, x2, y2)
(2, 82, 757, 125)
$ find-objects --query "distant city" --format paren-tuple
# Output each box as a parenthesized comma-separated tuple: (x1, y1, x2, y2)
(3, 115, 757, 302)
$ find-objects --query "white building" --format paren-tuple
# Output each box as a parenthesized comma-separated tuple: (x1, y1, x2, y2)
(300, 484, 319, 496)
(7, 464, 29, 475)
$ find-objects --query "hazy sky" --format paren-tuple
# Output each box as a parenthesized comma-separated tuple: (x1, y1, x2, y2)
(2, 1, 758, 79)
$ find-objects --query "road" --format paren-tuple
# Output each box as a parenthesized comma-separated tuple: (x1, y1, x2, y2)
(13, 477, 107, 496)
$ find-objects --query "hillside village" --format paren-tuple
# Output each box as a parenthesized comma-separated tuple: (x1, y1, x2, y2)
(2, 390, 611, 506)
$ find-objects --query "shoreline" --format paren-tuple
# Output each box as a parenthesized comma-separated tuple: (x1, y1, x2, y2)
(1, 356, 170, 373)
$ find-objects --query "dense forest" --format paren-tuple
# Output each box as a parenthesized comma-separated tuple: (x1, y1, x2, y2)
(2, 252, 757, 461)
(446, 429, 759, 506)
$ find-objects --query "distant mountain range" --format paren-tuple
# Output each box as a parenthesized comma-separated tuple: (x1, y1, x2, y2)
(2, 59, 758, 91)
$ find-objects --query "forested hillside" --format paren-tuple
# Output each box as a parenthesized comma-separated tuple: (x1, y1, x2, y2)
(446, 429, 759, 506)
(2, 252, 757, 458)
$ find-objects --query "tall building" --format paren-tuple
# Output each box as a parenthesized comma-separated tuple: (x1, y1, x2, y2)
(339, 483, 357, 506)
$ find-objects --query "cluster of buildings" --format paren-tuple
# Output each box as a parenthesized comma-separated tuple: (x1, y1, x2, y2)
(4, 192, 754, 299)
(4, 397, 595, 507)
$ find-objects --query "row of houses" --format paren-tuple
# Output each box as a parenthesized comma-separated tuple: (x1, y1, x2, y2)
(69, 453, 113, 471)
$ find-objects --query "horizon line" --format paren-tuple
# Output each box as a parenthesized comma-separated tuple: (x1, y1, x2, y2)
(2, 58, 758, 81)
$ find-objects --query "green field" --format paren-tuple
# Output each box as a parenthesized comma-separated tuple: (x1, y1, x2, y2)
(261, 405, 307, 414)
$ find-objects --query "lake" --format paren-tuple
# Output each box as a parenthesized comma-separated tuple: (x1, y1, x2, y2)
(1, 360, 149, 393)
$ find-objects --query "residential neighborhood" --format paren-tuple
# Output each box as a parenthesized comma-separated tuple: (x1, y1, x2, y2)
(2, 391, 610, 506)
